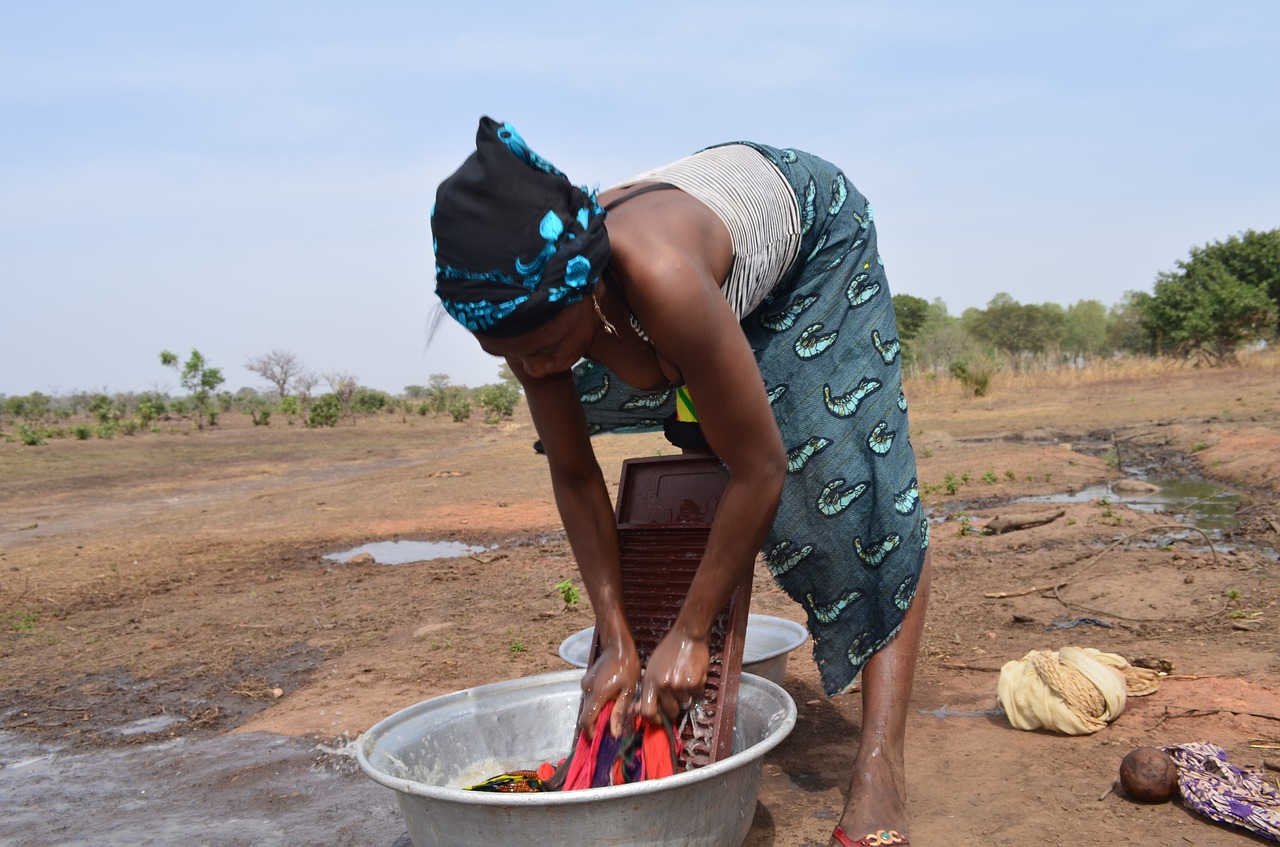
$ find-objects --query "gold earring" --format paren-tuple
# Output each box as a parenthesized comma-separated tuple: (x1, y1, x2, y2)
(592, 291, 618, 336)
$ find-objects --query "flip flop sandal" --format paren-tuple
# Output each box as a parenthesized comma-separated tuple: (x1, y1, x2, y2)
(832, 826, 909, 846)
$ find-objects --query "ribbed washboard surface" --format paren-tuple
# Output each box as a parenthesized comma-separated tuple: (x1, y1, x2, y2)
(588, 453, 751, 768)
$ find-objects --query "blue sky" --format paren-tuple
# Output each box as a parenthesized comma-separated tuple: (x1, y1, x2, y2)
(2, 1, 1277, 395)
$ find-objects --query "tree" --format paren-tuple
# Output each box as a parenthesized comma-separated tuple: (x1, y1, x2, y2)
(324, 372, 360, 423)
(892, 293, 931, 342)
(294, 371, 320, 412)
(1181, 229, 1280, 337)
(1140, 260, 1275, 364)
(245, 350, 306, 399)
(965, 293, 1065, 367)
(1061, 299, 1110, 363)
(1107, 293, 1151, 356)
(160, 349, 225, 429)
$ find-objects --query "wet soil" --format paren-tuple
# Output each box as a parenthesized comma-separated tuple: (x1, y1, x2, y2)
(2, 358, 1279, 846)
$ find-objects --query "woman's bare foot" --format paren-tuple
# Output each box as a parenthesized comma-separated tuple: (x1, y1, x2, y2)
(830, 743, 908, 845)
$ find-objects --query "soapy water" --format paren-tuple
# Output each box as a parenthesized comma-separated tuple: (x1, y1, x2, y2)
(0, 730, 409, 847)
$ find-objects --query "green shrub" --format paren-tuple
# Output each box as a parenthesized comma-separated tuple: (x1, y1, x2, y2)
(474, 382, 522, 423)
(279, 396, 301, 425)
(949, 357, 995, 397)
(8, 608, 39, 635)
(555, 579, 581, 609)
(135, 392, 167, 426)
(308, 393, 342, 428)
(447, 397, 472, 423)
(352, 387, 392, 415)
(73, 423, 93, 440)
(943, 471, 960, 495)
(16, 424, 46, 446)
(87, 393, 119, 425)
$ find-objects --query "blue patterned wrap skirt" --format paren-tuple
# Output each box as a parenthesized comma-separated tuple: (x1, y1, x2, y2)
(572, 142, 927, 697)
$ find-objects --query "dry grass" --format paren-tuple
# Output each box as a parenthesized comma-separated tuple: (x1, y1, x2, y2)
(906, 347, 1280, 402)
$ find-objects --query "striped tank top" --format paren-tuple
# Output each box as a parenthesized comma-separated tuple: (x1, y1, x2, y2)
(611, 143, 802, 319)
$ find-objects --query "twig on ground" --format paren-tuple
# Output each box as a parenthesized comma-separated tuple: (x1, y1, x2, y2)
(1050, 525, 1226, 622)
(1150, 706, 1280, 731)
(941, 661, 1006, 673)
(980, 510, 1067, 535)
(984, 582, 1067, 599)
(985, 523, 1223, 611)
(1164, 673, 1223, 681)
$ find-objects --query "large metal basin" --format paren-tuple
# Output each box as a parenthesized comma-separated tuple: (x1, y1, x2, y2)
(558, 614, 809, 686)
(357, 669, 796, 847)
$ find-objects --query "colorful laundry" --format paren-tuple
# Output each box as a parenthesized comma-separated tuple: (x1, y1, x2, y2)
(465, 766, 555, 793)
(467, 701, 682, 793)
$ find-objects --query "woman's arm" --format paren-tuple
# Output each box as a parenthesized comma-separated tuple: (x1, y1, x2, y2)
(612, 234, 789, 722)
(509, 361, 641, 737)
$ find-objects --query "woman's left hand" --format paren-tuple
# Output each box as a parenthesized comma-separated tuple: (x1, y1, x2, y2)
(637, 624, 710, 724)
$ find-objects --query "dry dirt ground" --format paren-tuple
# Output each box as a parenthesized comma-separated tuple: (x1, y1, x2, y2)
(3, 357, 1280, 847)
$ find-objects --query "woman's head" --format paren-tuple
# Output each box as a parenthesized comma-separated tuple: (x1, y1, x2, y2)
(431, 117, 609, 339)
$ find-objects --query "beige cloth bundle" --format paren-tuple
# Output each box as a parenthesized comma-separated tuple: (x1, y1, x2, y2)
(997, 646, 1160, 735)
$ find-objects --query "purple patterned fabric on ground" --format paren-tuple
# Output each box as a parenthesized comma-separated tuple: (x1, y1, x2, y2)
(1166, 742, 1280, 841)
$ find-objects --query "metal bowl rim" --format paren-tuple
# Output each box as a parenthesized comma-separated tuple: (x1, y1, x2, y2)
(356, 669, 796, 807)
(557, 614, 808, 669)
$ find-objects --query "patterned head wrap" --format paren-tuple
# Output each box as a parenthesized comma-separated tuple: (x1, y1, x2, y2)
(431, 117, 610, 337)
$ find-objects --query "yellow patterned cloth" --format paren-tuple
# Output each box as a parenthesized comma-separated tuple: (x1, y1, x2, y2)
(997, 646, 1160, 735)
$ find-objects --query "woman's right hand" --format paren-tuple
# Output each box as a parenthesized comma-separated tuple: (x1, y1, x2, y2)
(578, 634, 641, 740)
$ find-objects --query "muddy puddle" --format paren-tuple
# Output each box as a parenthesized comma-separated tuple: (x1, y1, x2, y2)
(0, 730, 408, 847)
(1018, 478, 1244, 533)
(324, 539, 492, 565)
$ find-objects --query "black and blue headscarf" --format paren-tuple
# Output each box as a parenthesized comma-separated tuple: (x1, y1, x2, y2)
(432, 117, 610, 337)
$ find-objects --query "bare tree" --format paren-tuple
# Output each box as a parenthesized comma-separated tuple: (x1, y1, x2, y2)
(324, 371, 360, 423)
(294, 371, 319, 402)
(245, 350, 305, 399)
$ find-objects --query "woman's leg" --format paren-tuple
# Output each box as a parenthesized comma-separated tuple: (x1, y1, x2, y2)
(831, 550, 932, 845)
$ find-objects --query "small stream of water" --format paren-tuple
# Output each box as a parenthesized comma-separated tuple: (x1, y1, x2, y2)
(1018, 478, 1244, 533)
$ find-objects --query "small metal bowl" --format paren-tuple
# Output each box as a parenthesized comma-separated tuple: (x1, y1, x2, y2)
(558, 614, 809, 686)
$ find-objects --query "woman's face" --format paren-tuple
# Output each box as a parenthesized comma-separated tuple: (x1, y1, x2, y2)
(474, 297, 596, 379)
